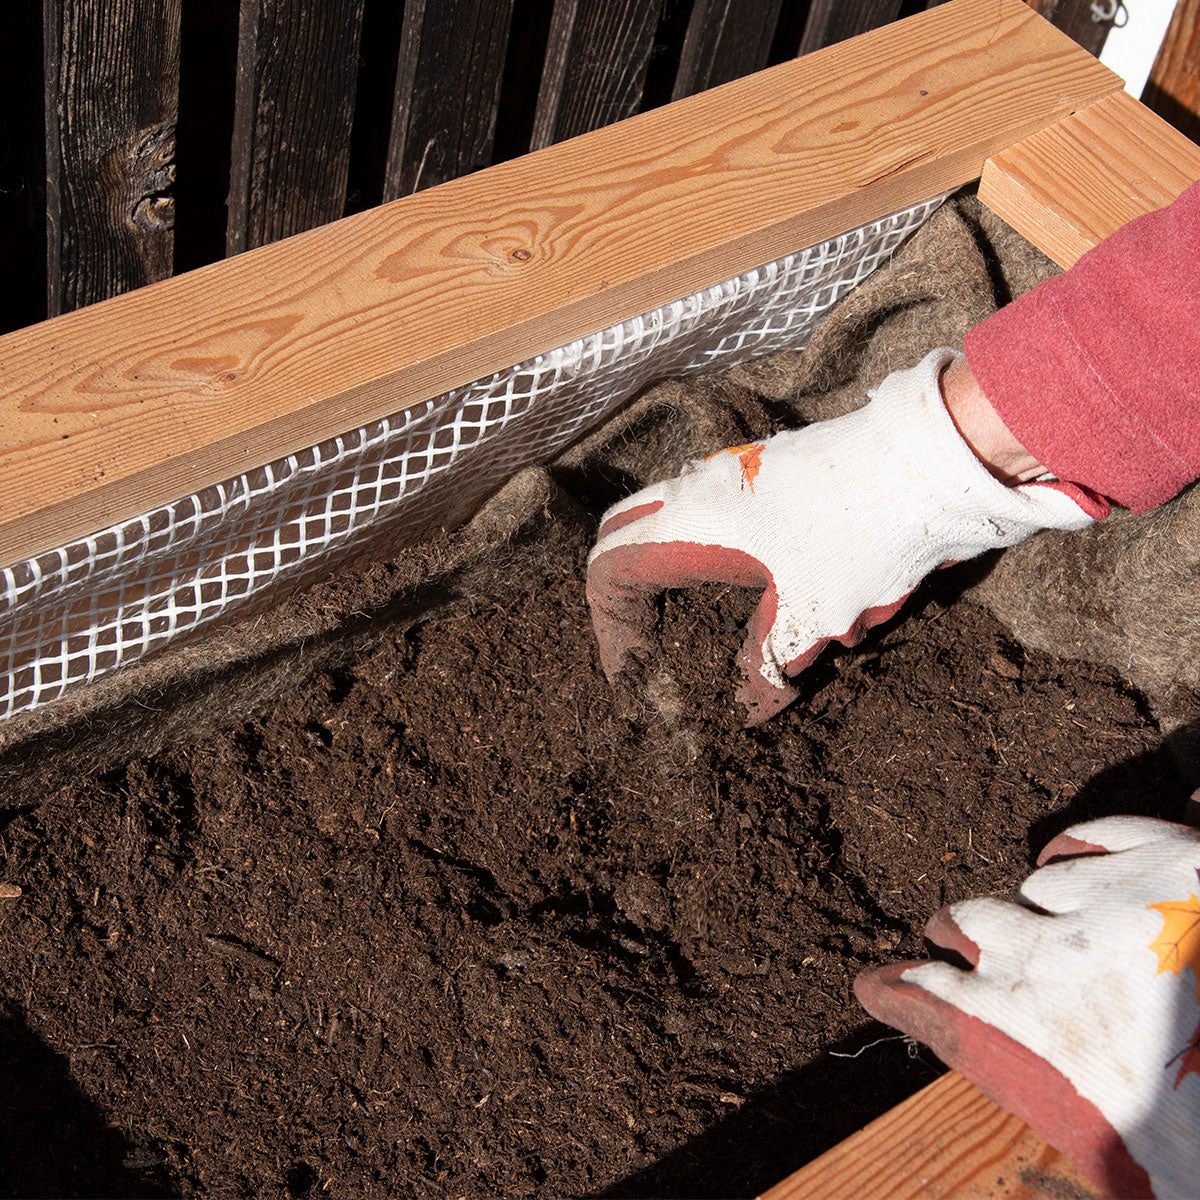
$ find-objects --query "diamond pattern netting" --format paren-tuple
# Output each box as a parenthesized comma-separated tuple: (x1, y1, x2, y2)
(0, 197, 944, 720)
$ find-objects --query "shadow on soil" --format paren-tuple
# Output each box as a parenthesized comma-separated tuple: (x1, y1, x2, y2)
(1026, 720, 1199, 858)
(0, 1001, 178, 1198)
(597, 724, 1196, 1200)
(592, 1020, 942, 1200)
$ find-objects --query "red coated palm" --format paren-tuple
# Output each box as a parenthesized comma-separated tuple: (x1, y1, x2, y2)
(856, 817, 1200, 1199)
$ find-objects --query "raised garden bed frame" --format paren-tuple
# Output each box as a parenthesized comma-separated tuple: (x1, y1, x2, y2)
(2, 0, 1199, 1195)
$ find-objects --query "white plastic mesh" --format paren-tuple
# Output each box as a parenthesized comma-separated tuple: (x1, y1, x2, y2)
(0, 197, 944, 720)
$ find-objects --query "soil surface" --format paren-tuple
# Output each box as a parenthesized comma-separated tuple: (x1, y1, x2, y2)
(0, 512, 1186, 1199)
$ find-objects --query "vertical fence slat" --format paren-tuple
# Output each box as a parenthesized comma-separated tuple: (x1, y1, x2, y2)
(530, 0, 664, 150)
(1143, 0, 1200, 145)
(43, 0, 181, 316)
(0, 5, 46, 334)
(227, 0, 366, 255)
(384, 0, 516, 202)
(672, 0, 784, 100)
(799, 1, 904, 55)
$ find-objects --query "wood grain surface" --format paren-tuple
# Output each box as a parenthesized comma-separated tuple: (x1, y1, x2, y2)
(43, 0, 181, 315)
(759, 1071, 1103, 1200)
(227, 0, 366, 254)
(980, 89, 1200, 268)
(530, 0, 663, 149)
(0, 0, 1120, 571)
(384, 0, 516, 201)
(672, 0, 784, 101)
(1143, 0, 1200, 146)
(1017, 0, 1115, 59)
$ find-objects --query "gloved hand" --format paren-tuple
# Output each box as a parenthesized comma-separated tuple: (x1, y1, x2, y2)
(856, 816, 1200, 1200)
(586, 348, 1106, 723)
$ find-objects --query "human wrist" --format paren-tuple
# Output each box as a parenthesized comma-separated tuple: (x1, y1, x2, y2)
(940, 354, 1044, 486)
(862, 349, 1096, 549)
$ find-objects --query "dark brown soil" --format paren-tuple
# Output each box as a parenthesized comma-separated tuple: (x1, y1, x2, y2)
(0, 513, 1186, 1199)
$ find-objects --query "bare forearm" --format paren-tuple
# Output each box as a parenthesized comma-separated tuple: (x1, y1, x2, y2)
(940, 355, 1044, 487)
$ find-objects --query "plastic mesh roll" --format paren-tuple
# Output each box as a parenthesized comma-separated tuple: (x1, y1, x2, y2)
(0, 197, 944, 720)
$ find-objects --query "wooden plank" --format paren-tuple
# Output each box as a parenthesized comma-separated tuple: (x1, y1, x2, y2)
(980, 89, 1200, 268)
(43, 0, 181, 316)
(671, 0, 784, 101)
(530, 0, 663, 149)
(759, 1071, 1102, 1200)
(1022, 0, 1114, 59)
(1047, 2, 1114, 59)
(908, 0, 1116, 51)
(226, 0, 367, 255)
(799, 0, 903, 56)
(1143, 0, 1200, 145)
(0, 2, 47, 334)
(383, 0, 516, 201)
(0, 0, 1121, 571)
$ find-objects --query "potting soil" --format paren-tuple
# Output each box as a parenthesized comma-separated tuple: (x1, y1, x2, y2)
(0, 506, 1181, 1198)
(0, 193, 1187, 1199)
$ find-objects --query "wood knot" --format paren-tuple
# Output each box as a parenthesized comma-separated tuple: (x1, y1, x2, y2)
(127, 122, 176, 232)
(132, 195, 175, 232)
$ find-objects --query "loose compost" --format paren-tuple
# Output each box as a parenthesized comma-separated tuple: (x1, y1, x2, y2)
(0, 197, 1189, 1198)
(0, 513, 1182, 1198)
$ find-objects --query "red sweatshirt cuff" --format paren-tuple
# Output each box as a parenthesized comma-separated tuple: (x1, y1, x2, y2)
(965, 179, 1200, 515)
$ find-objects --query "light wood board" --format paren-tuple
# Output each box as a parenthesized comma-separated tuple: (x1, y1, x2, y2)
(0, 0, 1119, 571)
(980, 89, 1200, 269)
(759, 1071, 1102, 1200)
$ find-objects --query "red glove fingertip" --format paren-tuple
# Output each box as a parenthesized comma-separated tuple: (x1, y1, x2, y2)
(596, 500, 664, 539)
(854, 965, 1155, 1199)
(1036, 833, 1112, 867)
(853, 962, 954, 1050)
(923, 906, 981, 967)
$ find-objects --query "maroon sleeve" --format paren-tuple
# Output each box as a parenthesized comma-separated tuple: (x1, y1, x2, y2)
(964, 178, 1200, 514)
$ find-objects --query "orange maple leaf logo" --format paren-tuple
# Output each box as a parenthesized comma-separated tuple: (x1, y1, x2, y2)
(1147, 884, 1200, 999)
(707, 442, 766, 493)
(1147, 871, 1200, 1088)
(1173, 1021, 1200, 1088)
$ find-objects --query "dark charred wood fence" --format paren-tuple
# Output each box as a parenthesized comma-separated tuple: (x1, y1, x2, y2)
(1, 0, 1122, 335)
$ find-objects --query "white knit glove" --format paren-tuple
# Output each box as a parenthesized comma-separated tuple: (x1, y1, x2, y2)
(856, 816, 1200, 1200)
(586, 348, 1105, 722)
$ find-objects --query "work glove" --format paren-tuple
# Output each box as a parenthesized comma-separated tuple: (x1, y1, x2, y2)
(856, 816, 1200, 1200)
(586, 348, 1106, 723)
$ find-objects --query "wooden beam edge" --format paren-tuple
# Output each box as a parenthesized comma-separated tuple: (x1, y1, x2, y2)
(0, 0, 1121, 570)
(758, 1071, 1102, 1200)
(980, 89, 1200, 269)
